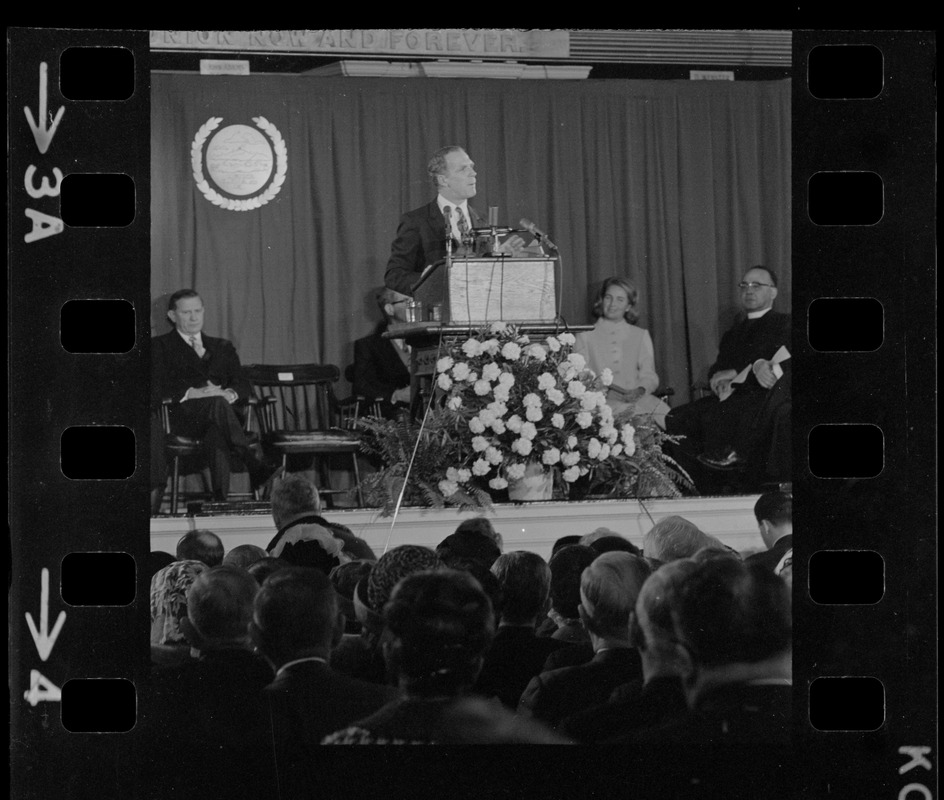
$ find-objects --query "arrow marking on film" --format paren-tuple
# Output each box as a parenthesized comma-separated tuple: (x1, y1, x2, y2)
(25, 568, 66, 662)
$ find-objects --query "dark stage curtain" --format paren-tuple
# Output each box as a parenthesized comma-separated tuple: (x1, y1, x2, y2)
(151, 75, 791, 403)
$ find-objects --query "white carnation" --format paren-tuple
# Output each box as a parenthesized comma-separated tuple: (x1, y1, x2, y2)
(497, 372, 515, 386)
(506, 415, 523, 433)
(558, 332, 576, 346)
(561, 451, 581, 467)
(567, 352, 586, 371)
(436, 356, 454, 373)
(447, 395, 463, 411)
(462, 338, 483, 358)
(511, 437, 533, 457)
(525, 406, 543, 422)
(501, 342, 522, 361)
(472, 435, 490, 452)
(545, 336, 561, 353)
(482, 362, 501, 382)
(438, 479, 459, 497)
(551, 413, 565, 429)
(452, 362, 471, 381)
(457, 468, 472, 483)
(485, 446, 503, 465)
(472, 458, 491, 476)
(576, 411, 593, 428)
(506, 463, 526, 480)
(542, 448, 561, 466)
(437, 373, 453, 391)
(562, 466, 580, 482)
(587, 438, 602, 459)
(488, 476, 509, 490)
(474, 379, 492, 396)
(520, 421, 538, 440)
(468, 417, 486, 434)
(546, 388, 565, 406)
(538, 372, 557, 391)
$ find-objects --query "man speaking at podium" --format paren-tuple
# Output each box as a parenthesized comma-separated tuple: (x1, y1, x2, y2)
(384, 145, 535, 295)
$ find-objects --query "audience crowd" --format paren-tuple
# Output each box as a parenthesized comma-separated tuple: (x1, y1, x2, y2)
(141, 476, 793, 796)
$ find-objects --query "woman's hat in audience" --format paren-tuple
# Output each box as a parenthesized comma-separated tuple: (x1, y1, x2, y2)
(367, 545, 441, 612)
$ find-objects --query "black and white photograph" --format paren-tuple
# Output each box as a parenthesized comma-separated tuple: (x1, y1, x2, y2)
(8, 28, 937, 799)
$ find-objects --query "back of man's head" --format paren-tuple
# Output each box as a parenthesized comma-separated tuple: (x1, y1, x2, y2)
(185, 565, 259, 649)
(490, 551, 551, 626)
(454, 516, 503, 551)
(643, 516, 722, 562)
(754, 491, 792, 528)
(251, 567, 339, 664)
(437, 530, 502, 571)
(176, 529, 224, 567)
(271, 474, 321, 528)
(548, 544, 597, 620)
(579, 552, 651, 640)
(632, 559, 700, 655)
(222, 543, 268, 571)
(670, 559, 791, 670)
(587, 535, 641, 558)
(167, 288, 200, 313)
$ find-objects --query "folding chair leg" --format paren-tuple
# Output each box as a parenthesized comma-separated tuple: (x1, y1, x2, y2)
(170, 456, 181, 515)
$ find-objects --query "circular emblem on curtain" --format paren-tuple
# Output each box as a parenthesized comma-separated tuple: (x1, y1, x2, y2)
(191, 117, 287, 211)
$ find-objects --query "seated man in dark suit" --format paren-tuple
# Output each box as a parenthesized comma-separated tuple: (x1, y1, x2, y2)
(151, 289, 275, 502)
(135, 565, 276, 798)
(250, 567, 396, 793)
(745, 491, 793, 573)
(564, 559, 697, 742)
(352, 287, 413, 419)
(518, 552, 650, 729)
(474, 551, 567, 709)
(666, 266, 791, 473)
(383, 145, 532, 296)
(617, 558, 792, 746)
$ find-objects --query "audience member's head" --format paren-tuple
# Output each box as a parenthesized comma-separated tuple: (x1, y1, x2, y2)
(454, 516, 503, 551)
(592, 277, 640, 324)
(150, 560, 208, 645)
(643, 516, 725, 562)
(550, 535, 582, 558)
(587, 535, 641, 558)
(669, 559, 792, 704)
(630, 559, 700, 681)
(330, 560, 375, 634)
(367, 545, 442, 613)
(436, 530, 501, 571)
(222, 543, 268, 571)
(181, 565, 259, 651)
(753, 491, 793, 550)
(490, 551, 551, 627)
(578, 552, 651, 642)
(547, 544, 597, 624)
(383, 569, 495, 697)
(690, 544, 742, 564)
(250, 566, 343, 669)
(147, 551, 176, 581)
(271, 473, 321, 529)
(247, 557, 290, 585)
(176, 529, 224, 567)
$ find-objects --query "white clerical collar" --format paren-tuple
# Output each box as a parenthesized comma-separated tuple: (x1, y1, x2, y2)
(178, 330, 203, 344)
(437, 195, 468, 218)
(746, 308, 772, 320)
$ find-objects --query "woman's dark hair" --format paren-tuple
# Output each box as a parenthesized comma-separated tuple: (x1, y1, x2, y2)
(383, 569, 495, 696)
(592, 277, 640, 324)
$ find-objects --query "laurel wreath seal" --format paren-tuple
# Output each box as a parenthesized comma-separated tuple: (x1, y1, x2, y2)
(191, 116, 287, 211)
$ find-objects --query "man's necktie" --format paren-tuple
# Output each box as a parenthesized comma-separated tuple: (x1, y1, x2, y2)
(188, 335, 204, 358)
(443, 205, 453, 241)
(456, 207, 471, 239)
(188, 335, 198, 350)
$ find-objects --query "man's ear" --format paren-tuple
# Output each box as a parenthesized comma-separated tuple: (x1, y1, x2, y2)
(166, 309, 176, 325)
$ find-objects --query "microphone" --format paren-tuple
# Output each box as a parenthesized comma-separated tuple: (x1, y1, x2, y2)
(519, 218, 558, 251)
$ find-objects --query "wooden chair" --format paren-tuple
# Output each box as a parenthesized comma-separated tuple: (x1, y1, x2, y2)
(158, 397, 258, 515)
(243, 363, 364, 508)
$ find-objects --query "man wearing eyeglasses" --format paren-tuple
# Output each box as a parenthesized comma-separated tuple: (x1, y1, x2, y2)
(352, 287, 414, 419)
(665, 266, 790, 479)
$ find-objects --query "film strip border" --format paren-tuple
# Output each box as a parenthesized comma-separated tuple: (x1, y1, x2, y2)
(7, 27, 937, 797)
(793, 30, 936, 794)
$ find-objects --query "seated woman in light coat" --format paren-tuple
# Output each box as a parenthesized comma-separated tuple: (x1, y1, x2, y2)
(574, 277, 670, 429)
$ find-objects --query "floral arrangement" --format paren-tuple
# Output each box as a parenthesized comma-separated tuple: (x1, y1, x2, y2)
(357, 323, 688, 511)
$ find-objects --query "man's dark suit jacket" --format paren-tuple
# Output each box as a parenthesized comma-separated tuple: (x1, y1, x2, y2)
(384, 199, 484, 295)
(151, 329, 251, 408)
(352, 323, 411, 417)
(518, 646, 643, 729)
(708, 310, 791, 391)
(746, 534, 793, 573)
(563, 674, 688, 742)
(264, 659, 396, 791)
(134, 648, 277, 799)
(474, 625, 568, 710)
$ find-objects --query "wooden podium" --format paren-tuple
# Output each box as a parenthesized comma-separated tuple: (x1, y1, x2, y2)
(412, 256, 558, 324)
